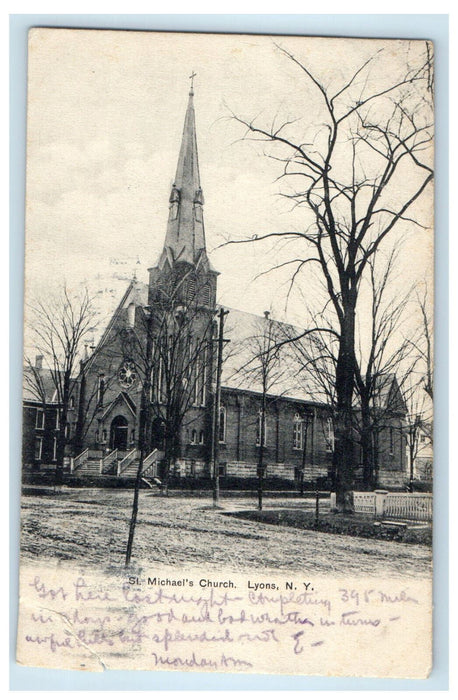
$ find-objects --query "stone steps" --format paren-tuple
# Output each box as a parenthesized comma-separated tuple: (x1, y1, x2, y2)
(74, 458, 101, 476)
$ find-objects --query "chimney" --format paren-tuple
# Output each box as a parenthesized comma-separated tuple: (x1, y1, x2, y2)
(35, 355, 43, 370)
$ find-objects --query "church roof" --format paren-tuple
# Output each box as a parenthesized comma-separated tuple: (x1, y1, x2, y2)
(219, 306, 311, 402)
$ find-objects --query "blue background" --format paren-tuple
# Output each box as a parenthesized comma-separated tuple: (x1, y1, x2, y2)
(10, 13, 449, 691)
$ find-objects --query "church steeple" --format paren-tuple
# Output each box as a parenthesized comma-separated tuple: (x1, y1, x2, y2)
(160, 82, 206, 267)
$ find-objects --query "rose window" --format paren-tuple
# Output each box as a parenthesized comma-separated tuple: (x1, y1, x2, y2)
(118, 360, 137, 389)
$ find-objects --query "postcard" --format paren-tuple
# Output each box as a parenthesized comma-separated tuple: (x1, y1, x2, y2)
(17, 28, 434, 677)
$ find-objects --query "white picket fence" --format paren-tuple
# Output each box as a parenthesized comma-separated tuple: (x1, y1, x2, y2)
(352, 491, 432, 522)
(353, 492, 376, 515)
(383, 493, 432, 522)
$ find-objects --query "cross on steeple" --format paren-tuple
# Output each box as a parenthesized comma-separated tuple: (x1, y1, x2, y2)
(189, 71, 197, 94)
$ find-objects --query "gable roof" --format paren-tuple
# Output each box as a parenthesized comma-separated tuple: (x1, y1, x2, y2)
(84, 278, 148, 372)
(23, 366, 59, 404)
(101, 391, 137, 420)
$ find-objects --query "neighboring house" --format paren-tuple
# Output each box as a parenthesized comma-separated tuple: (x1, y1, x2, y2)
(411, 423, 433, 483)
(22, 357, 78, 471)
(23, 85, 409, 490)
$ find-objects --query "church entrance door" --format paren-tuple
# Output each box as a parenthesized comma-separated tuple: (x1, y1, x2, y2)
(110, 415, 128, 451)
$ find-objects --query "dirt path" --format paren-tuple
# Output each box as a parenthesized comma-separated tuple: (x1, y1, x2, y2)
(20, 488, 431, 577)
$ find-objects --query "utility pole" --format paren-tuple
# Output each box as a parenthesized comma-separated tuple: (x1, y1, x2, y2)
(212, 307, 229, 506)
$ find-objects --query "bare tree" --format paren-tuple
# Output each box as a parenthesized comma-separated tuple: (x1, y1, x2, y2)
(228, 310, 291, 509)
(224, 42, 434, 510)
(286, 248, 422, 490)
(124, 270, 216, 495)
(411, 283, 434, 402)
(353, 247, 420, 488)
(25, 286, 98, 484)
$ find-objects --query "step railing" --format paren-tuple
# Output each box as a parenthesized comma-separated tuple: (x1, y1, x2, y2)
(142, 449, 163, 478)
(71, 448, 89, 474)
(101, 449, 118, 475)
(118, 448, 139, 476)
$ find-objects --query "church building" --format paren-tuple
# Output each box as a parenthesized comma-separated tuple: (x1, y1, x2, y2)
(23, 84, 409, 491)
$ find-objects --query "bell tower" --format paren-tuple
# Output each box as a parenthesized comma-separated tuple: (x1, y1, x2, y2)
(149, 80, 218, 308)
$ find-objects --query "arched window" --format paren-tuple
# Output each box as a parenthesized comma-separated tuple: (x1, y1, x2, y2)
(97, 374, 105, 406)
(219, 406, 226, 443)
(293, 413, 303, 450)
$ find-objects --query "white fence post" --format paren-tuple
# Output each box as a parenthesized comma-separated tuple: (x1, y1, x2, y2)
(374, 490, 388, 518)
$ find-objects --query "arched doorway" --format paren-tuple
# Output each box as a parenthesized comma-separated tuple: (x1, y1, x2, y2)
(110, 415, 128, 451)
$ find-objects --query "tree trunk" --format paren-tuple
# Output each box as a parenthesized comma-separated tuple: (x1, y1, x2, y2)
(160, 431, 173, 495)
(333, 309, 356, 512)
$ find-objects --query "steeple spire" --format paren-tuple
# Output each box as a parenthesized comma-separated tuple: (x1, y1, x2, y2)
(161, 81, 206, 267)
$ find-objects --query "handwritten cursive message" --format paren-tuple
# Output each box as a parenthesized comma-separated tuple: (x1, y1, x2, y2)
(17, 565, 432, 677)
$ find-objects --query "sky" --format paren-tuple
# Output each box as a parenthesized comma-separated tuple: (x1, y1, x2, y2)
(24, 29, 434, 351)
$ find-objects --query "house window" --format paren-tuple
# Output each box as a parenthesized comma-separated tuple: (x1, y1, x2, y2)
(64, 422, 70, 439)
(34, 436, 43, 460)
(35, 408, 45, 430)
(95, 429, 99, 444)
(52, 437, 57, 461)
(69, 396, 75, 410)
(325, 418, 334, 453)
(102, 429, 107, 443)
(55, 411, 60, 430)
(199, 430, 205, 445)
(256, 411, 267, 447)
(190, 429, 197, 445)
(293, 414, 303, 450)
(389, 427, 394, 455)
(219, 406, 226, 443)
(218, 463, 227, 477)
(130, 429, 136, 446)
(420, 434, 426, 444)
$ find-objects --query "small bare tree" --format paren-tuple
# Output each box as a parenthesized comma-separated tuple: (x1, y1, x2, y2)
(124, 270, 216, 494)
(353, 247, 420, 488)
(228, 310, 290, 509)
(25, 286, 98, 484)
(123, 270, 216, 564)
